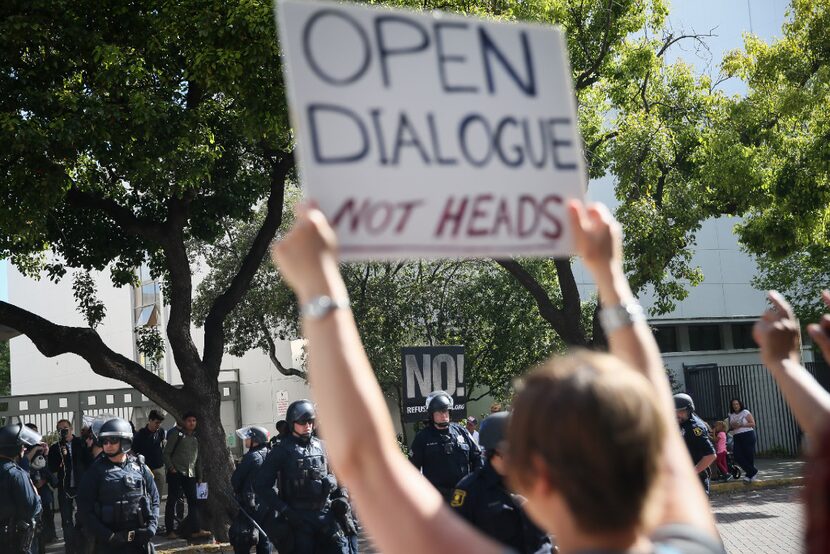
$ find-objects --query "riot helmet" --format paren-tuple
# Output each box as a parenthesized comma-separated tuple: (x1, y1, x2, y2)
(286, 400, 316, 443)
(89, 413, 118, 447)
(478, 412, 509, 452)
(673, 393, 695, 413)
(0, 422, 42, 458)
(425, 391, 453, 429)
(236, 426, 269, 447)
(98, 418, 134, 457)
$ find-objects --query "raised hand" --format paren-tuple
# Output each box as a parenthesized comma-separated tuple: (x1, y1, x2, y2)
(753, 290, 801, 367)
(807, 290, 830, 363)
(270, 202, 346, 304)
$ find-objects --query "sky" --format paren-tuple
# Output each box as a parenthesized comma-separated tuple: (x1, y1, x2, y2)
(0, 1, 792, 305)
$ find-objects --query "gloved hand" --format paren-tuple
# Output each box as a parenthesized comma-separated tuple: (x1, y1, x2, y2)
(280, 507, 303, 527)
(330, 497, 350, 516)
(134, 528, 154, 545)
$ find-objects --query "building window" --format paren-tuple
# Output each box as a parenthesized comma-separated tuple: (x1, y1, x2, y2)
(653, 325, 679, 353)
(731, 323, 756, 349)
(688, 324, 723, 351)
(133, 263, 163, 376)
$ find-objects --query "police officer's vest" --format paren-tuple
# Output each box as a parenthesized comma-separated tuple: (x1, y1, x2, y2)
(276, 436, 334, 510)
(93, 457, 151, 531)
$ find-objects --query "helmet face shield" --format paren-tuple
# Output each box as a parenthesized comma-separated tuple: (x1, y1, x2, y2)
(16, 425, 42, 448)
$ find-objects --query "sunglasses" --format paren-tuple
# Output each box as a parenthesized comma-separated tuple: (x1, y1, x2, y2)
(101, 437, 121, 445)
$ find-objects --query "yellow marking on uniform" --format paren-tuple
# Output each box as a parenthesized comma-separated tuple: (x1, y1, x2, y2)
(693, 427, 703, 436)
(450, 489, 466, 507)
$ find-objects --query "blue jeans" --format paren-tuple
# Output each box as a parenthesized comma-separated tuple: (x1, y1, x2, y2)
(733, 430, 758, 478)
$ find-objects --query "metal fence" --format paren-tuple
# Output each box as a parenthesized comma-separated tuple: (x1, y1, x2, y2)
(0, 383, 242, 455)
(683, 361, 830, 457)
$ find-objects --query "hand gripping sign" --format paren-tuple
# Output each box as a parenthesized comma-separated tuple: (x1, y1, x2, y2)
(276, 0, 586, 260)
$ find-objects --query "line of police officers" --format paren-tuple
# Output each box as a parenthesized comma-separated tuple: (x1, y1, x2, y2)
(4, 392, 552, 554)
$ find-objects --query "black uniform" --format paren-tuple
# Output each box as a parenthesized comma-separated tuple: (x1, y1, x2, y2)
(76, 455, 159, 553)
(230, 443, 270, 554)
(451, 460, 551, 553)
(0, 458, 42, 554)
(680, 414, 716, 495)
(409, 423, 482, 500)
(254, 434, 356, 554)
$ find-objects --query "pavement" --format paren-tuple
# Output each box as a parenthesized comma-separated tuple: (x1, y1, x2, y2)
(711, 485, 804, 553)
(710, 457, 806, 494)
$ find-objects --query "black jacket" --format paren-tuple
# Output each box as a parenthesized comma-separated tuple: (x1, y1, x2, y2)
(132, 427, 165, 470)
(232, 444, 269, 511)
(410, 423, 482, 494)
(451, 460, 552, 554)
(47, 436, 90, 490)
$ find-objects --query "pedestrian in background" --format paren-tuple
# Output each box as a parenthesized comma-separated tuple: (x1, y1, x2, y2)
(162, 412, 210, 539)
(48, 419, 90, 553)
(133, 410, 167, 500)
(729, 398, 758, 482)
(465, 416, 480, 445)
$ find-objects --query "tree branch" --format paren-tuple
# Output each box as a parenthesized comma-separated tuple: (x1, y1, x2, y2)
(494, 259, 586, 346)
(0, 301, 185, 412)
(202, 154, 293, 373)
(158, 192, 203, 383)
(554, 258, 587, 346)
(574, 0, 616, 90)
(259, 319, 307, 380)
(65, 188, 165, 242)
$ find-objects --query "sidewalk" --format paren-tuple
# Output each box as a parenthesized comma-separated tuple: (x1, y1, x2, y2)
(710, 457, 806, 494)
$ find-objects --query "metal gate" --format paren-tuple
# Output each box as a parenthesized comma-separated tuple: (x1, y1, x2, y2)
(682, 362, 823, 456)
(0, 383, 242, 455)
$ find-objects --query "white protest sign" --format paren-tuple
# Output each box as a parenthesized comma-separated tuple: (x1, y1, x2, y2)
(277, 0, 586, 259)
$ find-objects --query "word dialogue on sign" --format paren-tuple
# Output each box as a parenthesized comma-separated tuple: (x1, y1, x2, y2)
(277, 0, 585, 259)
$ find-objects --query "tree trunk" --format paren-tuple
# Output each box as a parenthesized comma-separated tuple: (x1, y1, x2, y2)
(193, 385, 236, 541)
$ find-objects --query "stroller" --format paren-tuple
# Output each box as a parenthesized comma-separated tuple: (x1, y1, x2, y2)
(713, 432, 742, 481)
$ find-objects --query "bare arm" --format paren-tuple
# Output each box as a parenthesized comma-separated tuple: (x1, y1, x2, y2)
(568, 201, 717, 537)
(271, 205, 503, 554)
(753, 291, 830, 437)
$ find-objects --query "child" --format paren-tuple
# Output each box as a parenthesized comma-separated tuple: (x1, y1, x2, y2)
(714, 420, 730, 480)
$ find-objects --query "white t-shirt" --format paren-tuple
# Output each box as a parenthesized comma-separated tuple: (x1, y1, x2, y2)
(729, 409, 753, 435)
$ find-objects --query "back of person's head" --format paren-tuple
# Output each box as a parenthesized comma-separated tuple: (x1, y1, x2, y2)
(507, 350, 665, 534)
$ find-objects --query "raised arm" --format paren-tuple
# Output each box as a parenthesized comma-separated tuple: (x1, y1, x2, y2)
(270, 204, 502, 554)
(753, 290, 830, 437)
(568, 200, 717, 537)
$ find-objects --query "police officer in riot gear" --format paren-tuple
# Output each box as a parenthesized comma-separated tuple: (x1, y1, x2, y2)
(674, 393, 717, 495)
(0, 422, 43, 554)
(409, 391, 481, 501)
(76, 418, 160, 553)
(230, 426, 271, 554)
(255, 400, 358, 554)
(450, 413, 552, 553)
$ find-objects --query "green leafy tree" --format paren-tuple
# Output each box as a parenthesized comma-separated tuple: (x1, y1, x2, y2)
(0, 0, 292, 533)
(699, 0, 829, 325)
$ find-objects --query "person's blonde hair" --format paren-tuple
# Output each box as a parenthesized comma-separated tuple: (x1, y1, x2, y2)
(507, 350, 665, 533)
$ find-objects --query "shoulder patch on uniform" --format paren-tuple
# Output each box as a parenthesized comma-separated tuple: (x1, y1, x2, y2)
(450, 489, 466, 508)
(693, 427, 703, 436)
